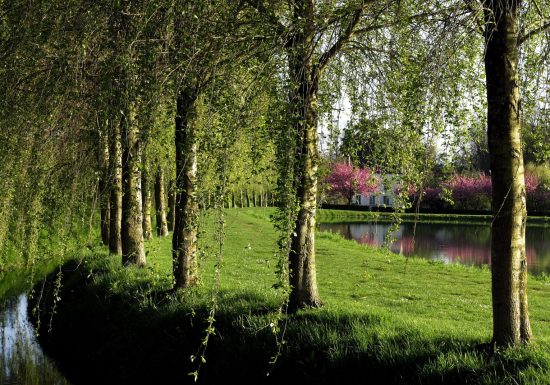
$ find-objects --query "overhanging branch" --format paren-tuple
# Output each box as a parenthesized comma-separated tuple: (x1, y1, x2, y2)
(316, 0, 367, 75)
(519, 19, 550, 45)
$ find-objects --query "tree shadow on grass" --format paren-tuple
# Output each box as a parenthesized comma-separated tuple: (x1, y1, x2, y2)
(29, 259, 547, 385)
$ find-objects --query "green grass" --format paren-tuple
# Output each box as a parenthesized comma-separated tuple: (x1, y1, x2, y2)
(317, 208, 550, 227)
(32, 208, 550, 384)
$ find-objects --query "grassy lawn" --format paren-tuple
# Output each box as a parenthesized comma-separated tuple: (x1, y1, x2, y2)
(33, 207, 550, 384)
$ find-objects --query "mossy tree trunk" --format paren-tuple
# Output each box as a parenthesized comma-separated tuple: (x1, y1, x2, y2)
(284, 0, 364, 311)
(121, 108, 146, 266)
(109, 119, 123, 256)
(287, 0, 322, 311)
(99, 126, 110, 246)
(172, 89, 199, 289)
(155, 167, 169, 237)
(141, 152, 153, 241)
(167, 179, 176, 232)
(483, 0, 532, 346)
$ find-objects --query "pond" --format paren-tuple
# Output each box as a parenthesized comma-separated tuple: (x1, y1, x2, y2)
(0, 293, 70, 385)
(319, 221, 550, 275)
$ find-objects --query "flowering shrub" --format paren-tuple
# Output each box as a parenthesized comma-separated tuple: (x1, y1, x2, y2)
(410, 172, 550, 212)
(445, 173, 492, 210)
(528, 190, 550, 212)
(325, 163, 378, 204)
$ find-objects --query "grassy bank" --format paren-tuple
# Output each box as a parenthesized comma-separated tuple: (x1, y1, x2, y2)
(317, 208, 550, 226)
(33, 208, 550, 384)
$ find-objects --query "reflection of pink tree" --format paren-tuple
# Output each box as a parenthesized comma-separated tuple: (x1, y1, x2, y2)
(391, 236, 416, 255)
(389, 237, 538, 269)
(325, 163, 378, 205)
(440, 244, 537, 267)
(359, 233, 378, 247)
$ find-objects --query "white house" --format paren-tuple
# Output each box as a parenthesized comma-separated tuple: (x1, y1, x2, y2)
(354, 174, 399, 209)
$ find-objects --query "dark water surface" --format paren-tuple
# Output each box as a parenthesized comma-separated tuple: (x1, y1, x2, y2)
(319, 221, 550, 275)
(0, 294, 70, 385)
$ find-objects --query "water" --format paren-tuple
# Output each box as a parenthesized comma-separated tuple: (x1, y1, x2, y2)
(319, 221, 550, 275)
(0, 294, 70, 385)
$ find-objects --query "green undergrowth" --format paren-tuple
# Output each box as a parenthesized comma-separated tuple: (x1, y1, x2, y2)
(32, 208, 550, 385)
(0, 249, 96, 303)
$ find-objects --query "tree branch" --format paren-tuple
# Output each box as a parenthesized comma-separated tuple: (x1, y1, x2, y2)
(462, 0, 485, 36)
(316, 0, 367, 75)
(351, 9, 458, 36)
(519, 19, 550, 45)
(242, 0, 287, 37)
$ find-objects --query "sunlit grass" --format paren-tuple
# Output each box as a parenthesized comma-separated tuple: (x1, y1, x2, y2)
(33, 207, 550, 384)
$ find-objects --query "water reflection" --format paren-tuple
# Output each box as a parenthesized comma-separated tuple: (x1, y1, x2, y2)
(319, 221, 550, 275)
(0, 294, 70, 385)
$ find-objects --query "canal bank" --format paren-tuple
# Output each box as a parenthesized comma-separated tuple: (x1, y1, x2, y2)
(26, 208, 550, 385)
(0, 267, 72, 385)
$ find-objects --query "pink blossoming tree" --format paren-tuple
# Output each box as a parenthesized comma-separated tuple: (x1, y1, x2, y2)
(325, 163, 378, 205)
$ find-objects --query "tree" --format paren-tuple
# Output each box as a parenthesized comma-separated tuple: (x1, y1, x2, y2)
(249, 0, 390, 310)
(171, 0, 244, 288)
(109, 119, 123, 256)
(141, 152, 153, 241)
(479, 0, 550, 346)
(154, 167, 169, 237)
(98, 124, 110, 246)
(288, 0, 369, 310)
(325, 162, 377, 204)
(482, 0, 528, 346)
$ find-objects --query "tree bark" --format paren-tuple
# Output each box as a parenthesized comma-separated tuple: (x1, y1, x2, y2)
(121, 107, 146, 266)
(109, 119, 123, 256)
(99, 126, 110, 246)
(287, 0, 322, 311)
(167, 179, 176, 232)
(155, 167, 169, 237)
(172, 89, 199, 289)
(141, 153, 153, 241)
(483, 0, 531, 346)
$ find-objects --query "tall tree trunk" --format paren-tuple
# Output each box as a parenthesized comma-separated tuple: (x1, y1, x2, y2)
(172, 89, 199, 289)
(245, 190, 250, 207)
(141, 151, 153, 240)
(483, 0, 531, 346)
(155, 167, 169, 236)
(287, 0, 322, 311)
(99, 126, 110, 246)
(240, 189, 244, 208)
(167, 179, 176, 232)
(109, 119, 123, 256)
(121, 108, 146, 266)
(141, 153, 153, 241)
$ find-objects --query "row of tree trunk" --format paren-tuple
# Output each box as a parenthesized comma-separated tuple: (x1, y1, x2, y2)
(98, 120, 173, 266)
(222, 190, 275, 209)
(97, 0, 534, 348)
